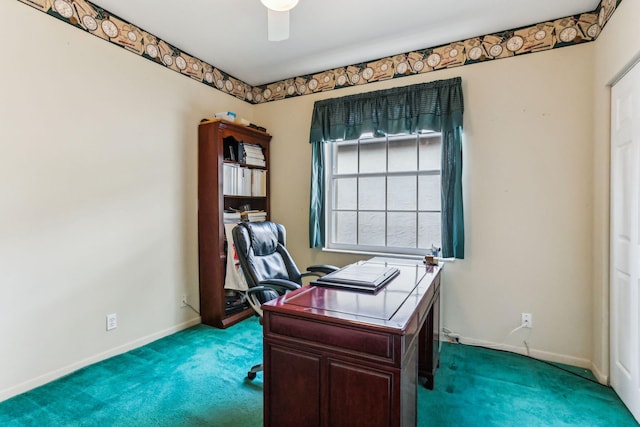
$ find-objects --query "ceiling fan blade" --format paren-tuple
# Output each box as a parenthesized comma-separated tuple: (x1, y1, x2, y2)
(267, 9, 290, 41)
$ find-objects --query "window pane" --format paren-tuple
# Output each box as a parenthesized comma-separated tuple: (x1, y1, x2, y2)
(387, 212, 416, 248)
(388, 136, 417, 172)
(359, 139, 386, 173)
(332, 211, 357, 244)
(418, 134, 441, 171)
(359, 177, 385, 210)
(326, 132, 444, 255)
(333, 178, 357, 210)
(418, 175, 441, 211)
(418, 212, 441, 249)
(358, 212, 385, 246)
(387, 176, 416, 211)
(334, 141, 358, 174)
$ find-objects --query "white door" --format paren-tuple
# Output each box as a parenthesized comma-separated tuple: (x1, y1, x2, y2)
(611, 60, 640, 423)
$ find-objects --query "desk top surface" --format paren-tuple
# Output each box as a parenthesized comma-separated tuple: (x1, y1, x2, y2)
(263, 258, 442, 332)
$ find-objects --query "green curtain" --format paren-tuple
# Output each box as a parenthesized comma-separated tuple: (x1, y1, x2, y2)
(309, 77, 465, 258)
(309, 141, 325, 248)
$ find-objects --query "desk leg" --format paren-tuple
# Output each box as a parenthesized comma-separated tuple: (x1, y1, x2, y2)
(418, 292, 440, 389)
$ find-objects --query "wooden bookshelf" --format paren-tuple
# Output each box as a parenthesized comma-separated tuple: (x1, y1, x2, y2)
(197, 119, 271, 328)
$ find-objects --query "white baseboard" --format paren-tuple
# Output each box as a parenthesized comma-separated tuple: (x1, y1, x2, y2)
(451, 336, 600, 378)
(590, 361, 609, 385)
(0, 317, 201, 403)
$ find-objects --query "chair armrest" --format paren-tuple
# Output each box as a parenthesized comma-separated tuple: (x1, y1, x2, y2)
(257, 279, 302, 292)
(246, 280, 301, 318)
(307, 264, 339, 274)
(246, 281, 300, 301)
(246, 286, 279, 300)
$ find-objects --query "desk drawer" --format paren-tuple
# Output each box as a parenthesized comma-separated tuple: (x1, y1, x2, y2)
(268, 313, 395, 361)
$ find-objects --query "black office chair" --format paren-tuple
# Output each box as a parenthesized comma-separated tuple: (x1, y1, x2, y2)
(232, 221, 338, 380)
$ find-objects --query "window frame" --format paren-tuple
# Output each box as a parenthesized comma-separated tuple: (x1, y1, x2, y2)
(324, 131, 442, 256)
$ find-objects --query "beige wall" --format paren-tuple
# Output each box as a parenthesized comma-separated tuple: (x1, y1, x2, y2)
(0, 1, 254, 399)
(257, 44, 596, 368)
(591, 0, 640, 381)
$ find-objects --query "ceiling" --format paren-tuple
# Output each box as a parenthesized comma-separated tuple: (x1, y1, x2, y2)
(91, 0, 601, 86)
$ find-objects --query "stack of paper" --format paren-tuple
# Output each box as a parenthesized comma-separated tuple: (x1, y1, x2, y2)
(223, 210, 241, 224)
(241, 210, 267, 222)
(240, 143, 266, 166)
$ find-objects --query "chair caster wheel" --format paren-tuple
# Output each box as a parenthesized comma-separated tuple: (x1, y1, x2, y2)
(247, 371, 257, 380)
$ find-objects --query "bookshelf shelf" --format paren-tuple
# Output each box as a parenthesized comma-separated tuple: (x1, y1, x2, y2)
(223, 160, 267, 170)
(224, 195, 267, 199)
(198, 119, 271, 328)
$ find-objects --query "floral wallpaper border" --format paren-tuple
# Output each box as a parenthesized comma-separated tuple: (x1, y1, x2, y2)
(17, 0, 622, 104)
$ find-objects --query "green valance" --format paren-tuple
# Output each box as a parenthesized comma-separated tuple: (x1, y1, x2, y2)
(310, 77, 463, 143)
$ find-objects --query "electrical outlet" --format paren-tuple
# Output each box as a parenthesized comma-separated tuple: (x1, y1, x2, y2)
(181, 295, 187, 307)
(106, 313, 117, 331)
(521, 312, 532, 328)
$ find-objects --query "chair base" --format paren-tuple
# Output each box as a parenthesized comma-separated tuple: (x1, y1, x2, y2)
(247, 363, 263, 380)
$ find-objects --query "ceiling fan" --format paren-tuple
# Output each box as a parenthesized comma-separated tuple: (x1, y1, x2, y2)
(260, 0, 299, 41)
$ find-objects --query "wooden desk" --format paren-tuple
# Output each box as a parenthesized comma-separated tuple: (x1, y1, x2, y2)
(262, 258, 442, 427)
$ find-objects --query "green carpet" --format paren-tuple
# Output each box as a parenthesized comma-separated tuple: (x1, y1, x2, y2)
(419, 343, 637, 426)
(1, 318, 637, 426)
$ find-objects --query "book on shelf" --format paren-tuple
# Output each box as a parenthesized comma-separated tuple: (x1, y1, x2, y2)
(241, 210, 267, 222)
(238, 143, 266, 166)
(222, 163, 253, 196)
(223, 163, 267, 197)
(245, 156, 266, 167)
(223, 210, 242, 223)
(222, 163, 235, 195)
(251, 169, 267, 197)
(223, 209, 266, 223)
(239, 167, 251, 196)
(223, 139, 237, 161)
(224, 137, 266, 166)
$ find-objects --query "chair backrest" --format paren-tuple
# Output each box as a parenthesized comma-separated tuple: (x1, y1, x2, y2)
(232, 221, 303, 292)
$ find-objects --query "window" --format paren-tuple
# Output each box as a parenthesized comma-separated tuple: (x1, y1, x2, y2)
(325, 132, 442, 256)
(309, 77, 464, 258)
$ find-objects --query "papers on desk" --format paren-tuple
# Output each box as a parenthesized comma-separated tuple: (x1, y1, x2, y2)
(311, 262, 399, 293)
